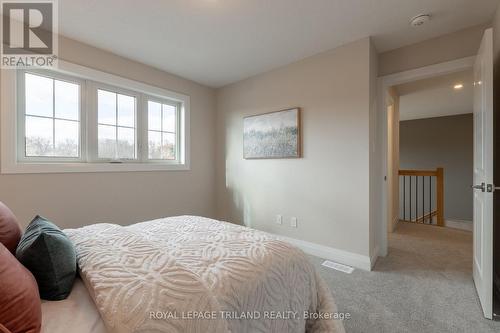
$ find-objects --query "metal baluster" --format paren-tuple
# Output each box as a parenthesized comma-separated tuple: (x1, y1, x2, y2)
(416, 176, 419, 223)
(403, 175, 406, 221)
(422, 176, 424, 224)
(429, 176, 432, 224)
(410, 176, 412, 222)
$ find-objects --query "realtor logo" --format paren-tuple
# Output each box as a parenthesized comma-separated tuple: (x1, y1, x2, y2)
(1, 0, 58, 68)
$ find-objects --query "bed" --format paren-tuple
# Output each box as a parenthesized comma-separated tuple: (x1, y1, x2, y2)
(41, 278, 107, 333)
(46, 215, 344, 333)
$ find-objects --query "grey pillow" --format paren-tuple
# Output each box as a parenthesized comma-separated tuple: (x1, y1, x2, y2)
(16, 216, 77, 300)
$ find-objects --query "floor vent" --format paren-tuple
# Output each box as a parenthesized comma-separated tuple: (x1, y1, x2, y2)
(321, 260, 354, 274)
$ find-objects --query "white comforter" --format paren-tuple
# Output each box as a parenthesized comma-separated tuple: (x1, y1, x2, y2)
(65, 216, 344, 333)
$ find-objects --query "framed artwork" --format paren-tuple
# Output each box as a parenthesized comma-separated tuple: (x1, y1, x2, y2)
(243, 108, 301, 159)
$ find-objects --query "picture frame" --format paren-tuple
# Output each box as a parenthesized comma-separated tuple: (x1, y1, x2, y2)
(243, 107, 301, 159)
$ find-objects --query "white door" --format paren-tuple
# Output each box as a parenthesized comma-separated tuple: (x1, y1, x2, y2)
(472, 28, 494, 320)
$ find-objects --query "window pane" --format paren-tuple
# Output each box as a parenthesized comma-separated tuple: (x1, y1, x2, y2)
(98, 125, 116, 159)
(148, 101, 161, 131)
(25, 73, 53, 117)
(148, 131, 162, 159)
(55, 80, 79, 120)
(117, 94, 135, 127)
(162, 132, 176, 160)
(25, 116, 53, 156)
(54, 120, 79, 157)
(162, 104, 176, 133)
(117, 127, 135, 159)
(98, 90, 116, 125)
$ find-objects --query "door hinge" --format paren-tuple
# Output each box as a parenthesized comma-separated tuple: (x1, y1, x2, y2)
(486, 184, 500, 192)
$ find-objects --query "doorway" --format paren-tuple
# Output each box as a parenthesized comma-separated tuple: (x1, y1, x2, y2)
(379, 28, 494, 320)
(380, 55, 475, 255)
(395, 70, 473, 230)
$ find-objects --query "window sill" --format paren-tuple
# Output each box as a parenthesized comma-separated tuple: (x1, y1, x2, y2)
(0, 161, 190, 174)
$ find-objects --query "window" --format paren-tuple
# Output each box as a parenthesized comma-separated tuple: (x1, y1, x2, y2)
(97, 89, 137, 160)
(6, 62, 190, 173)
(23, 72, 81, 159)
(147, 100, 178, 160)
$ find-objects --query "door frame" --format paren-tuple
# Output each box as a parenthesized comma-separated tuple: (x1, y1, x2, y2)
(378, 56, 476, 257)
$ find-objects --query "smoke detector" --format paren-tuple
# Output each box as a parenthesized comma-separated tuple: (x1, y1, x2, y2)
(410, 14, 431, 27)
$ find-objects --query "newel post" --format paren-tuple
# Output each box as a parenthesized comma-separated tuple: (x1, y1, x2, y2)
(436, 167, 444, 226)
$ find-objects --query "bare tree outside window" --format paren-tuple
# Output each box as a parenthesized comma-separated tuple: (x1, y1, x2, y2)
(24, 73, 80, 158)
(19, 69, 185, 168)
(97, 89, 136, 160)
(147, 101, 176, 160)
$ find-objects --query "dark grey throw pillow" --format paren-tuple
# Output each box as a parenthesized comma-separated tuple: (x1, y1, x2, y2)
(16, 216, 77, 301)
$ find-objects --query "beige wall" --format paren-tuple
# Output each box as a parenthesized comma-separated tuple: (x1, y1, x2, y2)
(0, 36, 217, 229)
(379, 24, 488, 76)
(216, 38, 375, 257)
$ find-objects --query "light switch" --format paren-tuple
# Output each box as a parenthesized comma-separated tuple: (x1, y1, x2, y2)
(290, 217, 298, 228)
(276, 215, 283, 225)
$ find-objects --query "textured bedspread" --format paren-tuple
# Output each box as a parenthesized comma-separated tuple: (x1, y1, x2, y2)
(65, 216, 344, 333)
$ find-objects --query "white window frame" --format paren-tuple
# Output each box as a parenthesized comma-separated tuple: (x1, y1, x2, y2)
(0, 60, 190, 174)
(145, 96, 182, 163)
(90, 82, 141, 163)
(17, 69, 86, 163)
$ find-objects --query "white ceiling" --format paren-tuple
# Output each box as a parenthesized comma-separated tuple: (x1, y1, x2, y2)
(59, 0, 498, 87)
(395, 69, 473, 121)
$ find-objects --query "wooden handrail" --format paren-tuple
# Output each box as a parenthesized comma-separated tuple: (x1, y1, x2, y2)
(399, 169, 438, 177)
(398, 167, 444, 227)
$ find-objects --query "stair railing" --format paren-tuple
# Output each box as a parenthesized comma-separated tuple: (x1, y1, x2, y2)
(398, 168, 444, 226)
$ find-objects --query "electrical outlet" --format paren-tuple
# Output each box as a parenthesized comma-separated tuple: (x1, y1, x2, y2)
(276, 215, 283, 225)
(290, 217, 298, 228)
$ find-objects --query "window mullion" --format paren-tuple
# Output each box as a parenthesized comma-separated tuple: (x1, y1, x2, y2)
(79, 80, 85, 161)
(87, 80, 97, 162)
(161, 104, 164, 133)
(161, 104, 164, 158)
(115, 93, 118, 159)
(137, 94, 142, 161)
(177, 103, 180, 161)
(52, 79, 56, 154)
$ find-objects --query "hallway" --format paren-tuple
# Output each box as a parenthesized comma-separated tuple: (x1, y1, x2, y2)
(312, 222, 500, 332)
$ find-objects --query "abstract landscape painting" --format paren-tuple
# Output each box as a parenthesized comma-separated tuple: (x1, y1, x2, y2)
(243, 108, 301, 159)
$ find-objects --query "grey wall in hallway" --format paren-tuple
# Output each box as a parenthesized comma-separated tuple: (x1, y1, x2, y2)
(399, 114, 473, 221)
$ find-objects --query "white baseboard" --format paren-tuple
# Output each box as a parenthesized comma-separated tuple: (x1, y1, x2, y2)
(445, 219, 472, 232)
(275, 234, 372, 271)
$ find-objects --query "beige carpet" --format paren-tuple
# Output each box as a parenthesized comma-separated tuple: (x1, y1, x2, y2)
(310, 222, 500, 332)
